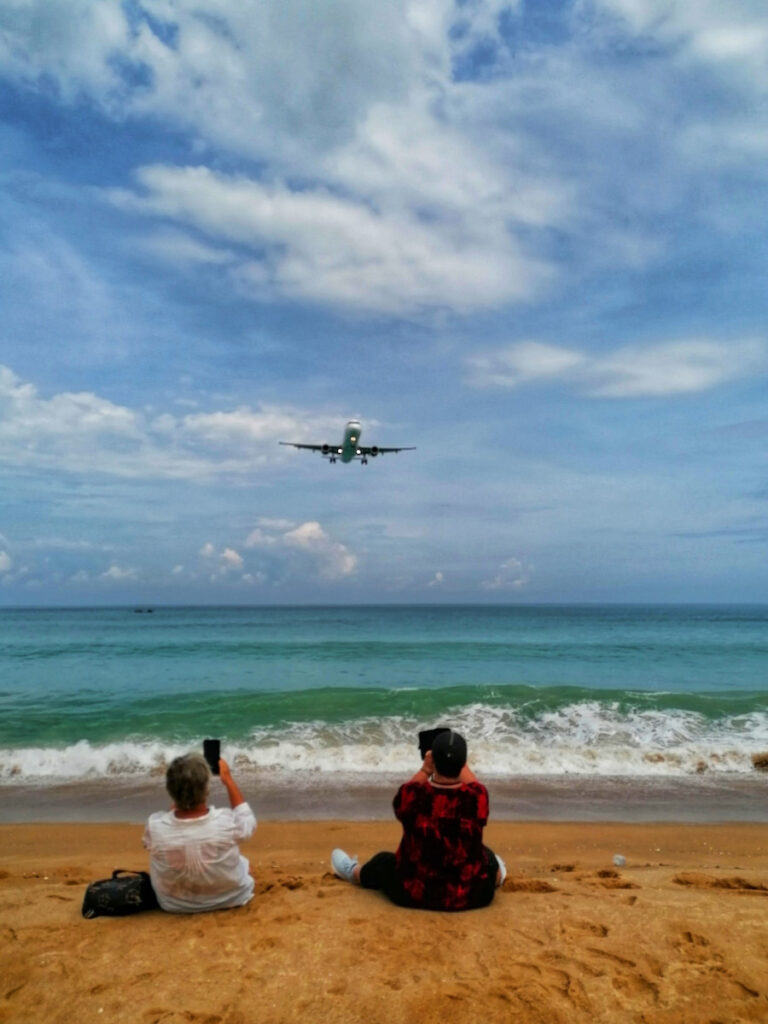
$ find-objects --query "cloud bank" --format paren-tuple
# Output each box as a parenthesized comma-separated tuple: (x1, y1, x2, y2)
(467, 338, 768, 397)
(0, 365, 340, 479)
(247, 519, 357, 580)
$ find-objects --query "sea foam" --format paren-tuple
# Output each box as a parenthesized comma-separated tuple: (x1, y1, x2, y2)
(2, 701, 767, 783)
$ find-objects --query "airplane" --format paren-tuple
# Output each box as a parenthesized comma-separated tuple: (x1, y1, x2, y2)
(279, 420, 416, 465)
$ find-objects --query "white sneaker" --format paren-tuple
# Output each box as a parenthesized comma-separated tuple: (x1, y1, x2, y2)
(331, 848, 358, 882)
(496, 854, 507, 886)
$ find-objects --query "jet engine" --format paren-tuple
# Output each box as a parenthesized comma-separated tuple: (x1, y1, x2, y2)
(321, 444, 330, 454)
(370, 446, 379, 457)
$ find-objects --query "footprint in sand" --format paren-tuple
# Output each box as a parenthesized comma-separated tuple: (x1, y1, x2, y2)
(560, 919, 608, 939)
(278, 876, 303, 890)
(144, 1011, 224, 1019)
(673, 931, 724, 966)
(612, 971, 659, 1003)
(673, 873, 768, 892)
(503, 877, 558, 893)
(493, 961, 592, 1013)
(582, 948, 660, 1006)
(586, 947, 636, 969)
(580, 869, 640, 890)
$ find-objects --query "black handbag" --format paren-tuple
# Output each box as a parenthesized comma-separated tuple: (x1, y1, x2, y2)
(82, 869, 159, 918)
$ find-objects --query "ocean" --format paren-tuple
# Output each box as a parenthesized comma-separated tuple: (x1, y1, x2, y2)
(1, 604, 767, 821)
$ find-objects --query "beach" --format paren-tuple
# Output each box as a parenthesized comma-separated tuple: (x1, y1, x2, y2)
(2, 819, 767, 1024)
(3, 605, 767, 1020)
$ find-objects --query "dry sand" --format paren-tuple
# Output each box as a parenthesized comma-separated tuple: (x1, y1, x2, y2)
(1, 820, 767, 1024)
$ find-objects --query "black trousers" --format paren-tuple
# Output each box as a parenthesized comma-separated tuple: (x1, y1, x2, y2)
(359, 847, 500, 911)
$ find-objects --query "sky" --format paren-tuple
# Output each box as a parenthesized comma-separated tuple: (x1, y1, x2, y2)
(1, 0, 767, 606)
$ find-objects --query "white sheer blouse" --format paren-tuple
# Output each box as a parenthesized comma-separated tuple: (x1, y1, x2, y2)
(143, 802, 256, 913)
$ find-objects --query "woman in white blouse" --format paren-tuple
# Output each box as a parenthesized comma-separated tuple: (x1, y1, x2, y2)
(143, 753, 256, 913)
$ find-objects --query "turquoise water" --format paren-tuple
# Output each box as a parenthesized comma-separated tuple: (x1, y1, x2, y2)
(1, 604, 767, 782)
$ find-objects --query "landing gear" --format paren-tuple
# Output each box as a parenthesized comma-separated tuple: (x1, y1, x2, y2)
(329, 456, 337, 463)
(361, 457, 368, 465)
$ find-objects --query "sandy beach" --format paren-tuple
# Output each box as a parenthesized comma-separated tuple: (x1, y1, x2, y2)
(1, 820, 767, 1024)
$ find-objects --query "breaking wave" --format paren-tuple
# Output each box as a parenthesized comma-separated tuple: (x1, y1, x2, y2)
(2, 698, 767, 782)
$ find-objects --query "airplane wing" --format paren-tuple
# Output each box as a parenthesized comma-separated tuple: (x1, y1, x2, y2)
(357, 446, 416, 455)
(279, 442, 327, 452)
(279, 440, 416, 460)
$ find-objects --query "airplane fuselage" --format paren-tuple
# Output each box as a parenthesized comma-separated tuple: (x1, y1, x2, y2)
(329, 420, 362, 463)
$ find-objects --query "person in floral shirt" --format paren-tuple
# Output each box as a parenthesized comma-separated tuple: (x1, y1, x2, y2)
(331, 730, 505, 911)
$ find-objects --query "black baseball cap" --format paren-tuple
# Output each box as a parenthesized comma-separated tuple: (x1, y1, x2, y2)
(431, 729, 467, 777)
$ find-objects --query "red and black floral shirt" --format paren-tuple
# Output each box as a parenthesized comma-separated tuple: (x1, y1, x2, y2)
(393, 780, 493, 911)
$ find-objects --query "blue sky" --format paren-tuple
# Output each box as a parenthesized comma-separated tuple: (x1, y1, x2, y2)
(1, 0, 767, 605)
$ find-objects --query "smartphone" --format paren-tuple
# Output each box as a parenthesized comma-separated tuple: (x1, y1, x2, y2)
(203, 738, 221, 775)
(418, 727, 451, 759)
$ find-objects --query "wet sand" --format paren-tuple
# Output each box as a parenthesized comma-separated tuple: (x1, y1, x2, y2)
(1, 819, 767, 1023)
(2, 772, 767, 823)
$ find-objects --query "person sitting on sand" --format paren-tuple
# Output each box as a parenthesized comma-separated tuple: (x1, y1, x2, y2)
(331, 730, 505, 911)
(143, 753, 256, 913)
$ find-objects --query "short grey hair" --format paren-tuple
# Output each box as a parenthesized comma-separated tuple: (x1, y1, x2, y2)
(166, 753, 210, 811)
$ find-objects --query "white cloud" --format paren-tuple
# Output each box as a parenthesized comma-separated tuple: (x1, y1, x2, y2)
(427, 570, 444, 587)
(4, 0, 563, 319)
(1, 1, 625, 318)
(182, 405, 312, 445)
(4, 0, 767, 324)
(32, 537, 113, 552)
(0, 551, 11, 573)
(240, 572, 266, 585)
(467, 341, 587, 389)
(589, 340, 767, 397)
(198, 543, 247, 579)
(109, 163, 549, 314)
(447, 0, 523, 64)
(0, 0, 130, 101)
(325, 95, 568, 230)
(467, 338, 768, 397)
(202, 519, 357, 581)
(283, 521, 357, 578)
(0, 365, 138, 441)
(0, 0, 415, 156)
(219, 547, 243, 570)
(244, 518, 357, 579)
(244, 528, 277, 549)
(256, 517, 296, 531)
(0, 364, 339, 479)
(0, 1, 531, 180)
(101, 564, 138, 581)
(596, 1, 768, 80)
(142, 230, 236, 266)
(481, 557, 529, 591)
